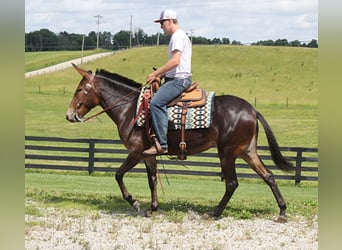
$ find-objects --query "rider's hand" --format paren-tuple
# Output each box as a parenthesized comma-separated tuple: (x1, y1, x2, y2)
(146, 72, 158, 84)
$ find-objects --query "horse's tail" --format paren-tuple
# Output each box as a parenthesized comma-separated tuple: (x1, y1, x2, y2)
(256, 111, 295, 173)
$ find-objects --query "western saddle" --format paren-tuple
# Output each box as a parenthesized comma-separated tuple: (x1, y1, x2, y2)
(137, 78, 207, 160)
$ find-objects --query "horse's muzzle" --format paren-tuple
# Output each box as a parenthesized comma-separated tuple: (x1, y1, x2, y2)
(66, 108, 84, 122)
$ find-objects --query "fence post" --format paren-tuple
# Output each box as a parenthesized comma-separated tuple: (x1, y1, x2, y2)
(295, 148, 303, 185)
(88, 140, 95, 174)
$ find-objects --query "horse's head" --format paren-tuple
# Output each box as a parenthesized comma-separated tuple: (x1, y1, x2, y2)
(66, 63, 100, 122)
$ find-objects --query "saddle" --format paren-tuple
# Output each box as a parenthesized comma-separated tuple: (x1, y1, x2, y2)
(167, 82, 207, 108)
(135, 80, 208, 160)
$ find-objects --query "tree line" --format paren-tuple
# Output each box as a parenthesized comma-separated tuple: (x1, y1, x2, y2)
(25, 28, 318, 52)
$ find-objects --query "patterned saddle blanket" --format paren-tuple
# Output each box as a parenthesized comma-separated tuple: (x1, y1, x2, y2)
(135, 86, 215, 130)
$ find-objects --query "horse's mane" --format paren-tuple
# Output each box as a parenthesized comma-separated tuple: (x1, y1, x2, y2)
(96, 69, 142, 89)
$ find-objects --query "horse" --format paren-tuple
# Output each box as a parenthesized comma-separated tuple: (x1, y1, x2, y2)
(66, 63, 294, 222)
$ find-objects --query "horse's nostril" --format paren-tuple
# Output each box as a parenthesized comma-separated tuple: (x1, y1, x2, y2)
(66, 113, 76, 122)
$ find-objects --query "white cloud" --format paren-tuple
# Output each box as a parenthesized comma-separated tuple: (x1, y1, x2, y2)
(25, 0, 318, 43)
(293, 14, 317, 29)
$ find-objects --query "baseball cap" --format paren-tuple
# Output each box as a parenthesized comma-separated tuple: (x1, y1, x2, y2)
(154, 9, 178, 23)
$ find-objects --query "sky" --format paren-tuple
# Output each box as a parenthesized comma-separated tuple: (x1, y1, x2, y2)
(25, 0, 318, 44)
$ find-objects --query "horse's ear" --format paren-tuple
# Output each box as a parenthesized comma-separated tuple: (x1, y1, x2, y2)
(72, 63, 92, 81)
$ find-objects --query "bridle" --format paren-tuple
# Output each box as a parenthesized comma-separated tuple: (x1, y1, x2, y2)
(72, 74, 96, 122)
(74, 74, 142, 122)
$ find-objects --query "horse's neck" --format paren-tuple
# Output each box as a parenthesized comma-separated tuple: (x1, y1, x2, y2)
(97, 78, 139, 127)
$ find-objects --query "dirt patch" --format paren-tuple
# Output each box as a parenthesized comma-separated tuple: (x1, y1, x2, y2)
(25, 203, 317, 250)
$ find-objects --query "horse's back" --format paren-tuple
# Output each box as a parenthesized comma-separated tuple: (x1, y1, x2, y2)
(213, 94, 256, 117)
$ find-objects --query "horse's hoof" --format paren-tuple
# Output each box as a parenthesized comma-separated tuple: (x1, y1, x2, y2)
(202, 211, 222, 220)
(144, 209, 152, 218)
(275, 215, 288, 223)
(133, 200, 141, 212)
(202, 212, 214, 220)
(151, 204, 159, 212)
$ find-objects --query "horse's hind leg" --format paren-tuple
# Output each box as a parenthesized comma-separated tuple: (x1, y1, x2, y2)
(241, 149, 288, 223)
(204, 155, 239, 219)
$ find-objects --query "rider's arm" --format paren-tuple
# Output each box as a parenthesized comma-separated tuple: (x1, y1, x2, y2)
(146, 50, 181, 83)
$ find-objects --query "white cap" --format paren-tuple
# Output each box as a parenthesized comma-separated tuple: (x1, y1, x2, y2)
(154, 9, 178, 23)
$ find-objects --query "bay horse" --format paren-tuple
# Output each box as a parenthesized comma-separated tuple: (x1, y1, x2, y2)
(66, 63, 294, 222)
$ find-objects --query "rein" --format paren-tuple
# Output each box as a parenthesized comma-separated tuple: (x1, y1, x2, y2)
(82, 75, 144, 122)
(83, 86, 141, 122)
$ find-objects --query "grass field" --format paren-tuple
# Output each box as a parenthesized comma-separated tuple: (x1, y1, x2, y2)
(25, 45, 318, 147)
(25, 48, 110, 72)
(25, 46, 318, 220)
(25, 171, 317, 221)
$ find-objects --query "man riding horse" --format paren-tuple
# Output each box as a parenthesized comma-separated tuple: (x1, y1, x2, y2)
(143, 9, 193, 156)
(66, 10, 294, 222)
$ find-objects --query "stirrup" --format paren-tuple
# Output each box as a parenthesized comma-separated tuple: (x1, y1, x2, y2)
(152, 136, 163, 153)
(178, 142, 188, 160)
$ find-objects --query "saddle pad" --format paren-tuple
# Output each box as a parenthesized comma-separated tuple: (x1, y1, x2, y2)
(135, 87, 215, 130)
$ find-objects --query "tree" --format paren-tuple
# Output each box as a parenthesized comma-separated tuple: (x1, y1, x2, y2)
(100, 31, 113, 49)
(25, 31, 40, 51)
(256, 40, 274, 46)
(289, 40, 301, 47)
(274, 39, 289, 46)
(86, 31, 97, 49)
(67, 33, 83, 50)
(146, 33, 159, 46)
(57, 31, 71, 50)
(211, 38, 222, 44)
(231, 40, 242, 45)
(222, 38, 230, 45)
(25, 28, 58, 51)
(192, 36, 211, 44)
(307, 39, 318, 48)
(25, 27, 318, 51)
(112, 30, 130, 50)
(134, 28, 148, 46)
(158, 33, 171, 45)
(38, 29, 58, 50)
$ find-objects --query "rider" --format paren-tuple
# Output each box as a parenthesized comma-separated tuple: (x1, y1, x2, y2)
(143, 9, 192, 156)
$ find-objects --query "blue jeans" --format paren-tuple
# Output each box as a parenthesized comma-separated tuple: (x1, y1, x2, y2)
(150, 77, 192, 148)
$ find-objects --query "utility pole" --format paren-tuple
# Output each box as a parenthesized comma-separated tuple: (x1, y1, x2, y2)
(135, 28, 140, 46)
(81, 34, 85, 64)
(94, 14, 103, 49)
(129, 15, 133, 49)
(190, 29, 194, 44)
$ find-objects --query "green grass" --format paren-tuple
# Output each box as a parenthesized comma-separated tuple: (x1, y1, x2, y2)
(25, 45, 318, 147)
(25, 48, 110, 72)
(77, 45, 317, 105)
(25, 171, 317, 221)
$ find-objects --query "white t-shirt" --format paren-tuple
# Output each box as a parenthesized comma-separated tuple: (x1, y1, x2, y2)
(166, 29, 192, 78)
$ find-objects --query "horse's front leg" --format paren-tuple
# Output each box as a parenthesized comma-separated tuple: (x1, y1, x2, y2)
(144, 156, 159, 216)
(115, 151, 143, 212)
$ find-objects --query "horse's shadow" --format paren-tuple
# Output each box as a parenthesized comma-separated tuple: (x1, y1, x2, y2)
(40, 194, 274, 219)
